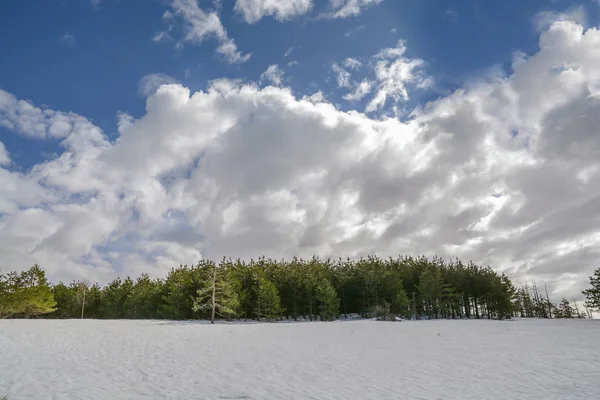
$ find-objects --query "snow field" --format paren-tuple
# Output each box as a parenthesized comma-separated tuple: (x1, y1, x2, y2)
(0, 319, 599, 400)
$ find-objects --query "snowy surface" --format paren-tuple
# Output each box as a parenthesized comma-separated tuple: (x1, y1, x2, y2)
(1, 319, 599, 400)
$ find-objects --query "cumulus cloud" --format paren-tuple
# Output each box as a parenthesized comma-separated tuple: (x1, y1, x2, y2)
(0, 89, 99, 140)
(333, 41, 429, 112)
(260, 64, 284, 86)
(234, 0, 313, 23)
(165, 0, 250, 64)
(2, 20, 600, 304)
(533, 6, 586, 32)
(138, 73, 180, 97)
(0, 141, 10, 165)
(322, 0, 383, 19)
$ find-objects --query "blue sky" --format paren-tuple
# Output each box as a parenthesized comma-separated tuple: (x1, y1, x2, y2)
(1, 0, 600, 301)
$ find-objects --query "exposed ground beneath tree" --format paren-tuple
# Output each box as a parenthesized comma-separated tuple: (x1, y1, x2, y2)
(1, 319, 598, 399)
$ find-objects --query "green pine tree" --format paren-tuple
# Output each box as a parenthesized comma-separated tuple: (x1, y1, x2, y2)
(391, 287, 410, 318)
(315, 280, 340, 321)
(256, 275, 283, 321)
(555, 298, 576, 319)
(582, 268, 600, 313)
(192, 263, 240, 323)
(5, 265, 57, 318)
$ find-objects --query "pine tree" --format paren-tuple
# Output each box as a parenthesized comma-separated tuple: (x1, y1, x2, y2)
(392, 287, 410, 318)
(51, 282, 78, 318)
(99, 277, 132, 319)
(315, 280, 340, 321)
(418, 268, 443, 318)
(2, 255, 524, 322)
(582, 268, 600, 313)
(15, 265, 56, 318)
(192, 262, 240, 323)
(0, 271, 20, 318)
(124, 274, 162, 319)
(255, 275, 283, 321)
(161, 266, 193, 320)
(555, 298, 576, 319)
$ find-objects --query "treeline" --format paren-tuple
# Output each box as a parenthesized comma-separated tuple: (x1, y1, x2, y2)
(0, 265, 57, 318)
(1, 256, 597, 321)
(515, 282, 590, 319)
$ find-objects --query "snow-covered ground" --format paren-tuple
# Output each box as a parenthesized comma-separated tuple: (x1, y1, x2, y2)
(1, 319, 599, 400)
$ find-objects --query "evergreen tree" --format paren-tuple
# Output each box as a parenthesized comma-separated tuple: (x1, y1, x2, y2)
(51, 282, 78, 318)
(418, 268, 443, 318)
(192, 262, 240, 323)
(99, 277, 132, 319)
(554, 298, 576, 319)
(83, 283, 103, 319)
(255, 275, 283, 320)
(1, 265, 57, 318)
(2, 255, 524, 322)
(161, 266, 194, 320)
(315, 280, 340, 321)
(582, 268, 600, 312)
(490, 274, 517, 320)
(391, 287, 410, 318)
(125, 274, 163, 319)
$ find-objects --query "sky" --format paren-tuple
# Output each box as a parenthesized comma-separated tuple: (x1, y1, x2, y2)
(1, 0, 600, 303)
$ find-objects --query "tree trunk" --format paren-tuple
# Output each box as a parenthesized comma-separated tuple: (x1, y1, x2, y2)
(293, 286, 297, 321)
(211, 266, 216, 324)
(544, 284, 552, 319)
(81, 287, 86, 319)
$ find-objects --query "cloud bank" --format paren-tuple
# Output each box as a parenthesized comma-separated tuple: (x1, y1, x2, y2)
(1, 21, 600, 303)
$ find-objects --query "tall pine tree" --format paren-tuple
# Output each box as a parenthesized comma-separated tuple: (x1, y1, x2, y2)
(582, 268, 600, 313)
(192, 262, 240, 323)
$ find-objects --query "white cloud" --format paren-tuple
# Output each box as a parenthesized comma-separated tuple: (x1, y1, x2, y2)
(0, 89, 101, 140)
(444, 9, 458, 23)
(284, 47, 295, 57)
(167, 0, 251, 64)
(138, 73, 180, 97)
(152, 31, 170, 42)
(343, 80, 373, 101)
(344, 24, 365, 37)
(333, 40, 428, 112)
(0, 141, 10, 166)
(260, 64, 284, 86)
(533, 6, 586, 32)
(343, 57, 362, 70)
(323, 0, 383, 19)
(331, 63, 351, 88)
(2, 20, 600, 303)
(61, 33, 75, 47)
(234, 0, 313, 23)
(366, 40, 429, 112)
